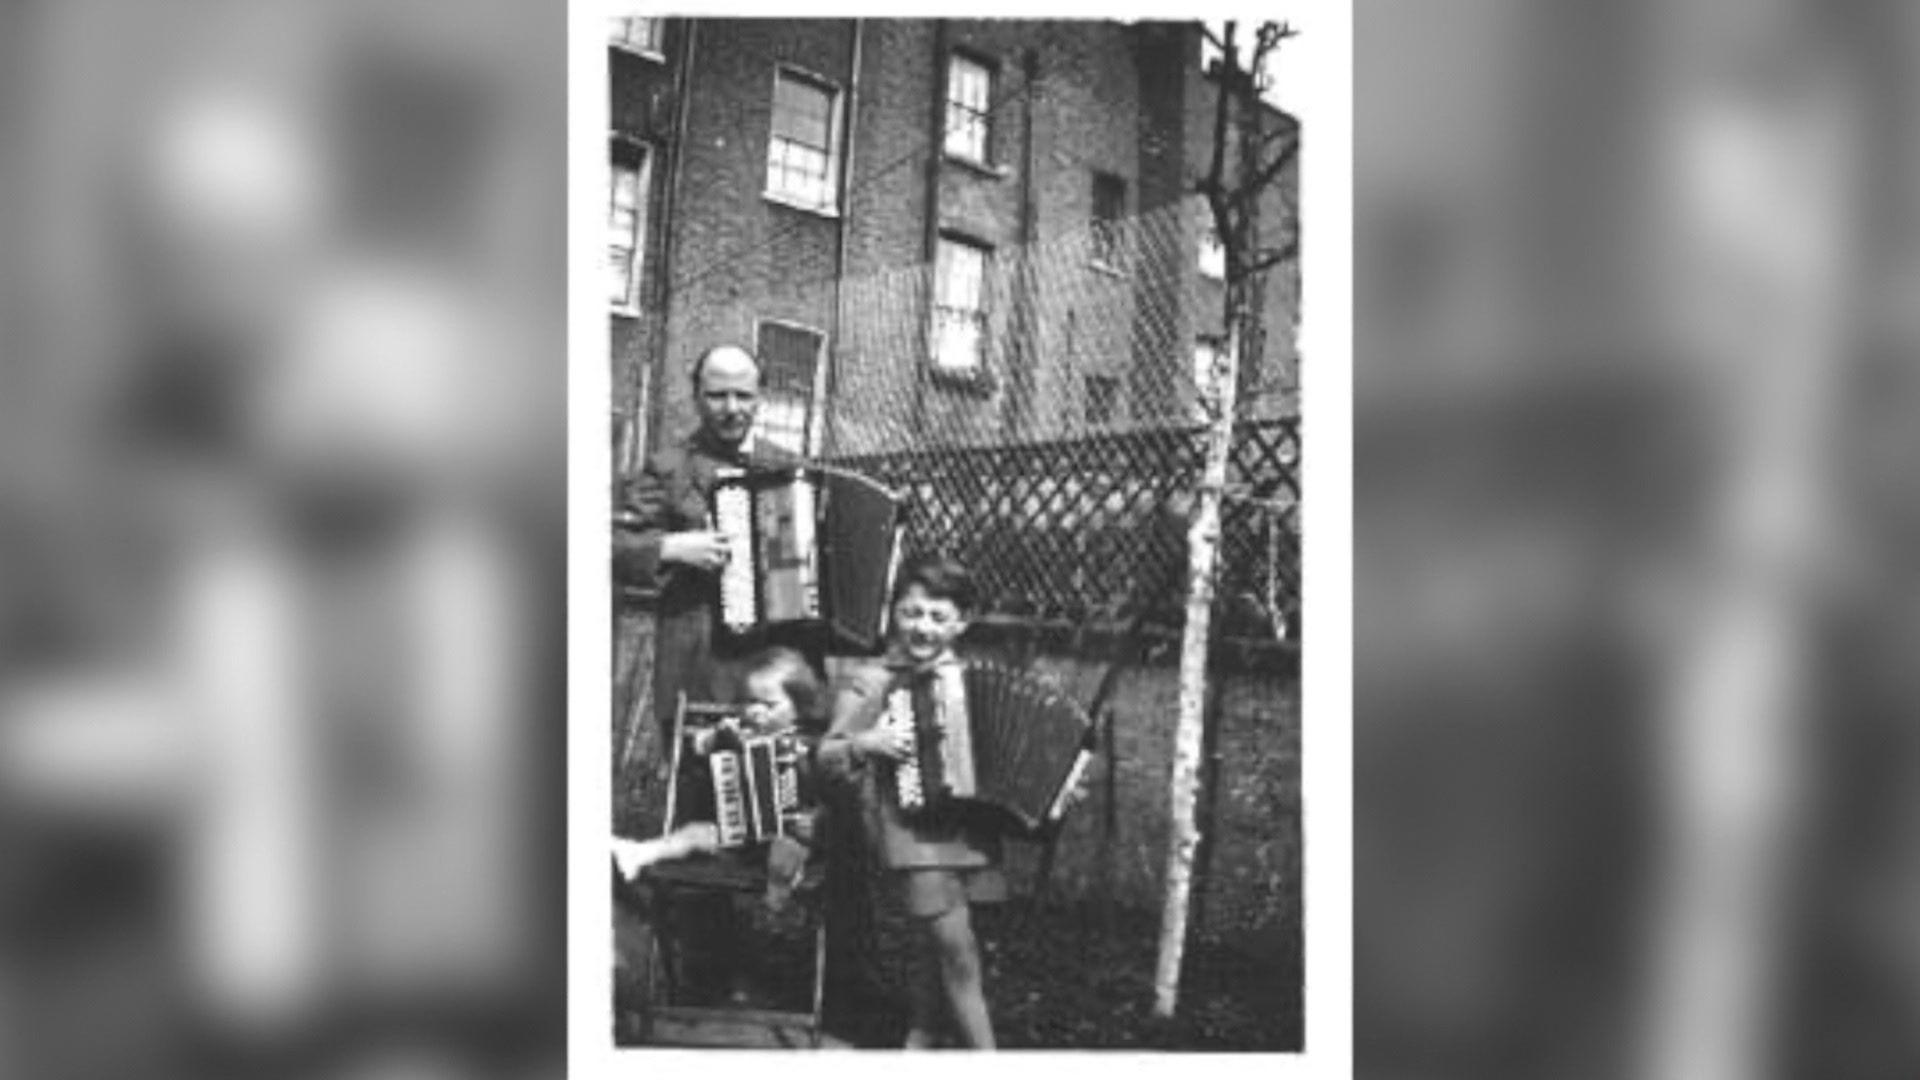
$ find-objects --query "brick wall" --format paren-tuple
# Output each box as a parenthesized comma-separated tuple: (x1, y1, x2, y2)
(612, 19, 1306, 455)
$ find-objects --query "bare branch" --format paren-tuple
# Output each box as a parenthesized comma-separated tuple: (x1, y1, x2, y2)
(1243, 242, 1299, 278)
(1252, 20, 1299, 62)
(1197, 21, 1228, 54)
(1228, 133, 1300, 210)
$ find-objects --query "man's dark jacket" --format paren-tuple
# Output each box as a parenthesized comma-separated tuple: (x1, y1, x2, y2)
(614, 427, 803, 738)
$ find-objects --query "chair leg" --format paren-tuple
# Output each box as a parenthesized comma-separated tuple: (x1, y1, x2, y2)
(810, 921, 828, 1048)
(641, 922, 661, 1044)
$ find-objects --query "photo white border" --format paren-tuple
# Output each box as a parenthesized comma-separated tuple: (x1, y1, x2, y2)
(570, 3, 1351, 1076)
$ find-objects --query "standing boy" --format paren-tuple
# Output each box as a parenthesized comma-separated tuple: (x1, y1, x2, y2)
(816, 556, 1003, 1049)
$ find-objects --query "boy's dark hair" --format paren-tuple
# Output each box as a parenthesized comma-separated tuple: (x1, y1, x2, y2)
(892, 553, 978, 613)
(743, 645, 824, 726)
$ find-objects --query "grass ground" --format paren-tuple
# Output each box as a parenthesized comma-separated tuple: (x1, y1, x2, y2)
(810, 895, 1302, 1051)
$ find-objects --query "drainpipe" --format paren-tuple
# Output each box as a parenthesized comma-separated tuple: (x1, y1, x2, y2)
(646, 18, 698, 457)
(1010, 47, 1038, 439)
(916, 19, 948, 436)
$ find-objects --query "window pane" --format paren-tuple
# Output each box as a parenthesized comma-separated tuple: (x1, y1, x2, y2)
(946, 107, 986, 161)
(937, 241, 985, 309)
(933, 310, 981, 372)
(945, 57, 992, 161)
(611, 165, 638, 210)
(610, 18, 660, 51)
(609, 155, 647, 309)
(609, 249, 632, 306)
(949, 57, 990, 111)
(772, 74, 831, 149)
(754, 323, 821, 454)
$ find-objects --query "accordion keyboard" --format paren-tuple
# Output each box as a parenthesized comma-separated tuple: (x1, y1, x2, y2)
(710, 750, 749, 847)
(714, 485, 755, 631)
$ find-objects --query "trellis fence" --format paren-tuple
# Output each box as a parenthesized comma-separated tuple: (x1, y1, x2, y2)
(831, 417, 1297, 651)
(811, 199, 1300, 655)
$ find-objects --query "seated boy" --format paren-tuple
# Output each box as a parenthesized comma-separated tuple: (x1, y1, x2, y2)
(661, 646, 826, 1006)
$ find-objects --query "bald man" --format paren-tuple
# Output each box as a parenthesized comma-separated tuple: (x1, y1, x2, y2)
(615, 345, 889, 1031)
(615, 344, 808, 742)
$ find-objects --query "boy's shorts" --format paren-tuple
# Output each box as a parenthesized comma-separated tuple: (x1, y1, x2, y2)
(898, 866, 1008, 919)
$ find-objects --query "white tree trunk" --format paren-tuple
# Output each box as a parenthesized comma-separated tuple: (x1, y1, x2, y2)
(1154, 321, 1241, 1018)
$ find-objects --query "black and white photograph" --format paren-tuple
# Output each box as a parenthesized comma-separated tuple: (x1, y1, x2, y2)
(583, 8, 1348, 1058)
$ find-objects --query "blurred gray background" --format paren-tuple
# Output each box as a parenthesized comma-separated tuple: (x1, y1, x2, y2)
(5, 0, 1920, 1076)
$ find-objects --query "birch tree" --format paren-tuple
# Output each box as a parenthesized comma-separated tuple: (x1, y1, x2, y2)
(1154, 18, 1298, 1019)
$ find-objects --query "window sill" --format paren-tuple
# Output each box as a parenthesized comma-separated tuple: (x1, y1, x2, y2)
(609, 44, 667, 64)
(610, 304, 643, 321)
(927, 362, 997, 398)
(944, 153, 1011, 181)
(762, 191, 841, 219)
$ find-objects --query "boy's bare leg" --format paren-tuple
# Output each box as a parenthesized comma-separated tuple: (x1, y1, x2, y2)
(931, 903, 995, 1049)
(904, 931, 945, 1048)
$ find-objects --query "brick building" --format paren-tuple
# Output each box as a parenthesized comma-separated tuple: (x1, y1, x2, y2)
(607, 17, 1298, 471)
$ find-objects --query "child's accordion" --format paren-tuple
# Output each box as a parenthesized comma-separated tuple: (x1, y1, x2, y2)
(885, 662, 1097, 835)
(704, 732, 807, 849)
(710, 466, 906, 652)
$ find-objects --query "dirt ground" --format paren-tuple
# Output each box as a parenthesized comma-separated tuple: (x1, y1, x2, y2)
(969, 899, 1303, 1051)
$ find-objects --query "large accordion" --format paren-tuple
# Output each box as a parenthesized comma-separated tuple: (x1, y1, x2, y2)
(882, 662, 1097, 835)
(711, 466, 906, 652)
(699, 727, 808, 849)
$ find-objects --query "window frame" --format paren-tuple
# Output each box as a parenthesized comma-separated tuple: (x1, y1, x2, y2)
(943, 51, 997, 167)
(608, 140, 653, 316)
(751, 318, 829, 457)
(764, 65, 843, 216)
(608, 17, 666, 60)
(929, 233, 995, 384)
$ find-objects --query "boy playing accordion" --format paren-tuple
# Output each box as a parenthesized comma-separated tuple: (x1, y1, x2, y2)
(817, 556, 1005, 1049)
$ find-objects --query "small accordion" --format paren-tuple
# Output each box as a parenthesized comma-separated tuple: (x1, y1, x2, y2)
(702, 730, 808, 849)
(883, 662, 1097, 835)
(711, 466, 906, 652)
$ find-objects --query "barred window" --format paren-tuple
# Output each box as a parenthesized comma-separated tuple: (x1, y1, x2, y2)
(932, 236, 991, 376)
(752, 322, 823, 454)
(608, 146, 651, 312)
(1091, 171, 1127, 269)
(944, 54, 993, 164)
(609, 18, 663, 56)
(766, 70, 839, 212)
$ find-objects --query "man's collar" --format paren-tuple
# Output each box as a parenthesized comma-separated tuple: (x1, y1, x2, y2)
(691, 426, 755, 464)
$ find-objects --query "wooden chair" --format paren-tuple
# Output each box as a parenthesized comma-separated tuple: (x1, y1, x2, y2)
(635, 694, 829, 1048)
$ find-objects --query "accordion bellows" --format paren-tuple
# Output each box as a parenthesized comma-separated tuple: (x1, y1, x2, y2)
(889, 662, 1096, 835)
(712, 467, 905, 652)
